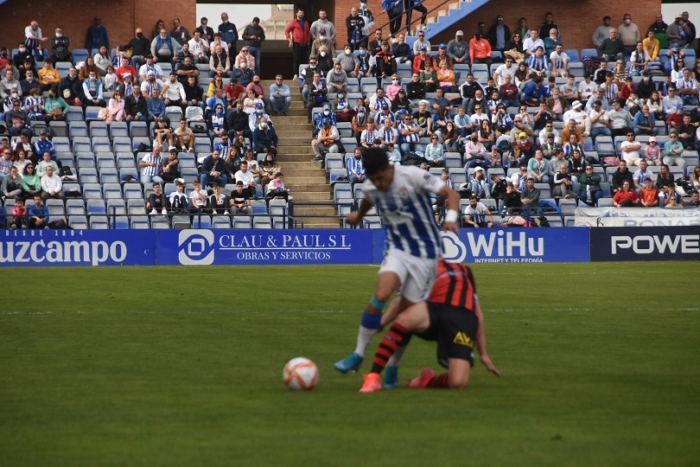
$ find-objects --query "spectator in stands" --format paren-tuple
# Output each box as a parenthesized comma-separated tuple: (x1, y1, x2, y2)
(93, 46, 110, 74)
(613, 180, 640, 207)
(151, 29, 180, 64)
(494, 56, 517, 86)
(676, 68, 699, 106)
(592, 16, 612, 48)
(1, 70, 21, 99)
(43, 86, 69, 123)
(232, 63, 254, 89)
(632, 104, 656, 136)
(241, 17, 265, 76)
(82, 69, 106, 108)
(392, 34, 412, 64)
(105, 89, 125, 124)
(167, 180, 188, 212)
(460, 73, 484, 110)
(20, 163, 40, 199)
(147, 88, 166, 123)
(257, 152, 278, 188)
(666, 14, 691, 48)
(285, 10, 311, 80)
(678, 114, 696, 149)
(253, 116, 278, 158)
(121, 29, 150, 69)
(0, 149, 14, 184)
(85, 16, 109, 52)
(153, 117, 174, 149)
(420, 60, 438, 92)
(327, 62, 349, 93)
(527, 149, 550, 183)
(543, 28, 562, 56)
(49, 27, 72, 65)
(234, 160, 256, 197)
(520, 177, 542, 216)
(311, 118, 340, 161)
(176, 56, 199, 85)
(445, 30, 468, 66)
(599, 28, 624, 62)
(611, 160, 635, 194)
(347, 147, 366, 189)
(228, 181, 251, 215)
(189, 179, 208, 212)
(125, 84, 147, 121)
(24, 20, 48, 55)
(207, 45, 231, 80)
(552, 163, 575, 199)
(35, 150, 57, 176)
(684, 189, 700, 207)
(633, 159, 654, 194)
(617, 14, 641, 55)
(201, 149, 229, 188)
(306, 73, 328, 122)
(5, 100, 31, 138)
(217, 12, 238, 54)
(14, 43, 36, 77)
(40, 165, 63, 200)
(102, 65, 118, 92)
(412, 46, 430, 74)
(115, 58, 137, 84)
(374, 42, 397, 84)
(666, 103, 685, 133)
(527, 46, 549, 78)
(412, 30, 430, 57)
(487, 15, 510, 53)
(606, 99, 633, 137)
(639, 177, 659, 206)
(20, 69, 41, 96)
(643, 136, 662, 165)
(161, 73, 185, 111)
(188, 30, 209, 64)
(578, 166, 602, 205)
(160, 149, 182, 184)
(423, 132, 444, 167)
(655, 163, 677, 204)
(522, 77, 547, 107)
(146, 182, 167, 214)
(207, 103, 228, 139)
(662, 133, 686, 170)
(267, 75, 291, 116)
(23, 87, 44, 122)
(522, 29, 544, 57)
(141, 145, 164, 184)
(27, 194, 48, 229)
(172, 118, 194, 152)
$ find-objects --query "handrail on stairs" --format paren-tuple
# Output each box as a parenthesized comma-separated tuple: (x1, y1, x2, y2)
(368, 0, 457, 41)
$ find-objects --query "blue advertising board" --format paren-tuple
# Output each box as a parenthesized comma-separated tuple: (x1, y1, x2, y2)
(374, 228, 590, 263)
(156, 229, 375, 265)
(0, 229, 156, 266)
(590, 226, 700, 261)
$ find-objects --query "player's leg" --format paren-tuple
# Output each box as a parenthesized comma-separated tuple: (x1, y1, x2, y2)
(382, 257, 438, 387)
(334, 268, 403, 373)
(407, 358, 471, 388)
(359, 301, 431, 392)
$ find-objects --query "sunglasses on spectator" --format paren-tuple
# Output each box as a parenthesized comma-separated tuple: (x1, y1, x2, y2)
(242, 49, 249, 52)
(474, 107, 481, 110)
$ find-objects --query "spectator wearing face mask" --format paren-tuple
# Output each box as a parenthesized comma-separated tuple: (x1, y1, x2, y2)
(336, 44, 360, 76)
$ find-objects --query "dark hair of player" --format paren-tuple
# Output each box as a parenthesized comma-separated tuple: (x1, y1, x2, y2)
(363, 148, 390, 176)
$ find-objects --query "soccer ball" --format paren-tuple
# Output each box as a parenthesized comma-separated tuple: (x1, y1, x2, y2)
(283, 357, 319, 391)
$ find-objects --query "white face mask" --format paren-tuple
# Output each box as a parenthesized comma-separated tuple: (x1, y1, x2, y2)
(323, 110, 330, 115)
(344, 49, 351, 55)
(260, 123, 268, 129)
(320, 36, 327, 41)
(256, 108, 263, 114)
(392, 79, 399, 84)
(56, 33, 62, 38)
(320, 52, 326, 57)
(624, 19, 631, 25)
(19, 48, 26, 53)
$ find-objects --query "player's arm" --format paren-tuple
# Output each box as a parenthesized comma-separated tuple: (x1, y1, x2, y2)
(439, 184, 461, 233)
(346, 197, 374, 226)
(474, 299, 500, 377)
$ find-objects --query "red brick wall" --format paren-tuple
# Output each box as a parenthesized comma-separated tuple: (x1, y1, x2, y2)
(333, 0, 662, 53)
(0, 0, 196, 52)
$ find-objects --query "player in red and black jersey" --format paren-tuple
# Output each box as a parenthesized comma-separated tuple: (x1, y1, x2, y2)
(360, 260, 500, 392)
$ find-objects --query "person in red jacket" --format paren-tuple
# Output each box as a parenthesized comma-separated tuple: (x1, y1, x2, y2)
(613, 180, 640, 207)
(285, 9, 312, 80)
(469, 30, 493, 67)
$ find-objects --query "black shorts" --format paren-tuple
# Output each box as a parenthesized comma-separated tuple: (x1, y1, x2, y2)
(416, 302, 478, 368)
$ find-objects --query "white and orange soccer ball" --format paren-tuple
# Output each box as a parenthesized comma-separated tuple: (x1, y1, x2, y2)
(283, 357, 319, 391)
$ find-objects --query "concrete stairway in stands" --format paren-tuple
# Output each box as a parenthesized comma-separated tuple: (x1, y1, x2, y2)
(261, 79, 340, 229)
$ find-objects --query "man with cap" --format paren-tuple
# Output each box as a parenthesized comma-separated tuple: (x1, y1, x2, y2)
(488, 15, 511, 53)
(666, 13, 692, 48)
(606, 99, 633, 137)
(469, 29, 493, 66)
(253, 116, 278, 158)
(470, 166, 490, 198)
(313, 102, 336, 134)
(311, 117, 339, 161)
(446, 30, 469, 65)
(585, 86, 609, 112)
(563, 101, 591, 136)
(248, 101, 273, 133)
(431, 43, 452, 71)
(462, 193, 494, 228)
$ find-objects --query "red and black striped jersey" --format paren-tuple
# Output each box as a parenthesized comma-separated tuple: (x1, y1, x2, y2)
(427, 260, 477, 312)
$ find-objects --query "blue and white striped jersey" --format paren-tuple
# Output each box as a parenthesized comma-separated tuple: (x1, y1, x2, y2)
(362, 165, 445, 259)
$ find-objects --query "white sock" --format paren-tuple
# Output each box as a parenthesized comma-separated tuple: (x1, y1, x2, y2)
(354, 326, 376, 357)
(386, 345, 408, 368)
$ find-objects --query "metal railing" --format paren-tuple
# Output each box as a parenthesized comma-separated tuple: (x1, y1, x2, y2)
(370, 0, 456, 41)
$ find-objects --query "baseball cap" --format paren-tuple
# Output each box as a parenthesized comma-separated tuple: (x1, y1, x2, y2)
(147, 71, 155, 76)
(677, 103, 685, 109)
(649, 136, 657, 142)
(419, 46, 427, 51)
(518, 131, 527, 138)
(474, 166, 484, 172)
(572, 100, 582, 109)
(323, 103, 331, 110)
(456, 30, 463, 36)
(255, 102, 264, 109)
(439, 43, 446, 49)
(381, 102, 389, 109)
(39, 129, 47, 135)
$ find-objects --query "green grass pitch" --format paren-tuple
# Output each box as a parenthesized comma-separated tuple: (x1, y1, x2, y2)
(1, 263, 699, 466)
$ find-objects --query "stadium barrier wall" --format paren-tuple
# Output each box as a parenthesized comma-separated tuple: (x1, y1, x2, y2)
(3, 226, 698, 267)
(590, 226, 700, 262)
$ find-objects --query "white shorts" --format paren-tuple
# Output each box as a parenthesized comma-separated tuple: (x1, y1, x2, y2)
(378, 248, 438, 303)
